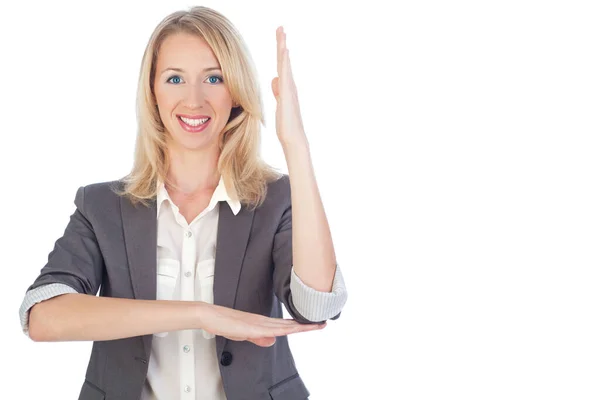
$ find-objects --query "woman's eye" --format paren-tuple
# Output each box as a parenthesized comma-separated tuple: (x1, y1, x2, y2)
(167, 75, 182, 84)
(166, 75, 223, 85)
(207, 75, 224, 84)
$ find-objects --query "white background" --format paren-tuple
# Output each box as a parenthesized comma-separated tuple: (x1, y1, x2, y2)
(1, 0, 599, 399)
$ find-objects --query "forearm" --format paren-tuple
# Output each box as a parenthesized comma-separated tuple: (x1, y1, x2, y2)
(28, 293, 205, 342)
(282, 140, 337, 292)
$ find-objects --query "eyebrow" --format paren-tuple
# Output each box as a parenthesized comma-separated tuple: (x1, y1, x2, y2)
(160, 67, 222, 74)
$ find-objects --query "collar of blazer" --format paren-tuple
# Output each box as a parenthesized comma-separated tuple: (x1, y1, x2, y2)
(119, 192, 256, 358)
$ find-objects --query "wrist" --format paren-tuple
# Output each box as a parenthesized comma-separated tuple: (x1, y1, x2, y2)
(191, 301, 211, 330)
(281, 136, 310, 154)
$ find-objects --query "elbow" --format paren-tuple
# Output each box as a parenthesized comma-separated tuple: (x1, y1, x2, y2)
(292, 313, 319, 325)
(28, 300, 63, 342)
(289, 302, 337, 324)
(289, 288, 347, 324)
(28, 303, 52, 342)
(295, 310, 341, 324)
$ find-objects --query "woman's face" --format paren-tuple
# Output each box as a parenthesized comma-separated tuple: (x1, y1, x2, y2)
(153, 32, 234, 153)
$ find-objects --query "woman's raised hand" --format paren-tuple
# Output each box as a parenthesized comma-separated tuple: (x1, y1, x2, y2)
(271, 26, 308, 149)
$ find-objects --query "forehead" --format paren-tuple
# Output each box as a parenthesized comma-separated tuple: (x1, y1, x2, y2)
(156, 32, 219, 69)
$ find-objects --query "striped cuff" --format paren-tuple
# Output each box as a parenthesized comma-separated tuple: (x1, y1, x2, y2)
(290, 264, 348, 322)
(19, 283, 78, 337)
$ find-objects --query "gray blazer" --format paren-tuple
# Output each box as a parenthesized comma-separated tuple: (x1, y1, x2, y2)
(26, 174, 340, 400)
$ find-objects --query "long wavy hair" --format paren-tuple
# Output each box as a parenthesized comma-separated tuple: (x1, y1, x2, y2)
(113, 6, 281, 210)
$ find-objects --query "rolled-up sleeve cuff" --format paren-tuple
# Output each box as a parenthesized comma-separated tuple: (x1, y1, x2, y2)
(290, 263, 348, 322)
(19, 283, 78, 337)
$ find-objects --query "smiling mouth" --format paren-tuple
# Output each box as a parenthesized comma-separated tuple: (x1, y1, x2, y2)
(178, 116, 210, 126)
(177, 115, 211, 133)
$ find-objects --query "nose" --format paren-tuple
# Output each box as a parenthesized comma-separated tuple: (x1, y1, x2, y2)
(184, 83, 207, 109)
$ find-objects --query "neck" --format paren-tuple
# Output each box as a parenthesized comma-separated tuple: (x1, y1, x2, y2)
(165, 143, 221, 195)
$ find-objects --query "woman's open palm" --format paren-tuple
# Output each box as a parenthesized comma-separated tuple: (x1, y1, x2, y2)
(271, 26, 307, 148)
(201, 303, 326, 347)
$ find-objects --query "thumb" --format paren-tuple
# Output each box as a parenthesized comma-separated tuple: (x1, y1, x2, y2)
(271, 77, 279, 99)
(250, 337, 276, 347)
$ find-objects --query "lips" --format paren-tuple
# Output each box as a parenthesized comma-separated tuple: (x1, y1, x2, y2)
(177, 114, 210, 120)
(176, 115, 211, 133)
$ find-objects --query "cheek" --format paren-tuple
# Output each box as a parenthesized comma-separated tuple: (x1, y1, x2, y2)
(215, 93, 234, 111)
(212, 86, 233, 105)
(155, 86, 172, 107)
(155, 90, 178, 122)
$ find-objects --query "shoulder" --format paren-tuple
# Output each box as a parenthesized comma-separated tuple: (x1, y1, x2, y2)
(80, 179, 124, 203)
(243, 173, 291, 222)
(74, 179, 125, 223)
(256, 173, 291, 214)
(266, 173, 291, 201)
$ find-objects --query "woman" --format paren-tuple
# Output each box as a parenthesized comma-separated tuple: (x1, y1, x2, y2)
(18, 6, 347, 400)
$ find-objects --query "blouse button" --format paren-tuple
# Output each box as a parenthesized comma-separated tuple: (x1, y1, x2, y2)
(183, 345, 190, 353)
(185, 271, 192, 278)
(185, 231, 192, 238)
(184, 385, 191, 393)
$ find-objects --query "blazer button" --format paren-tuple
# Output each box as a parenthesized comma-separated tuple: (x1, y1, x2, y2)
(220, 351, 233, 366)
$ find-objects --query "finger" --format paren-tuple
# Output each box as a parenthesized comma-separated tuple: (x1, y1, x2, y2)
(247, 313, 299, 325)
(282, 30, 286, 53)
(277, 26, 286, 78)
(267, 323, 324, 337)
(249, 337, 276, 347)
(260, 318, 308, 329)
(259, 317, 325, 329)
(291, 322, 327, 333)
(224, 336, 246, 342)
(245, 317, 299, 331)
(282, 48, 295, 93)
(245, 322, 323, 341)
(280, 28, 286, 77)
(264, 317, 303, 325)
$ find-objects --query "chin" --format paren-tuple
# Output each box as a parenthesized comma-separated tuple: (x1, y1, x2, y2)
(177, 136, 220, 152)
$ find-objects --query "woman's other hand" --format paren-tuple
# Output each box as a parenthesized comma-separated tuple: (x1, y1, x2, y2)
(198, 302, 326, 347)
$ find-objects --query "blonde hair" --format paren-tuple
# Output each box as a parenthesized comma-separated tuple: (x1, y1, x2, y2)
(113, 6, 281, 209)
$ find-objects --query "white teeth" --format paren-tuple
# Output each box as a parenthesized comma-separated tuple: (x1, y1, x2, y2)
(180, 117, 209, 126)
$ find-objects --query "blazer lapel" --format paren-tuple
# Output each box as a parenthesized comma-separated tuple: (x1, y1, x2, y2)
(121, 196, 157, 357)
(214, 201, 255, 356)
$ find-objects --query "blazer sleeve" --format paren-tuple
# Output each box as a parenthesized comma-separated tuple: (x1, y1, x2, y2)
(290, 263, 347, 322)
(19, 283, 78, 337)
(24, 185, 105, 296)
(271, 176, 343, 324)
